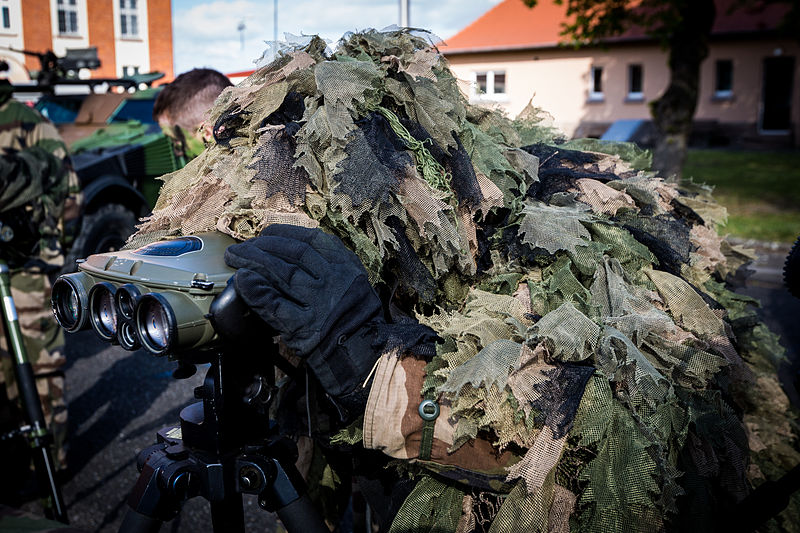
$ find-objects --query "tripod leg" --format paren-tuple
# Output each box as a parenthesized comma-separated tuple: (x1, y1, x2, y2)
(275, 494, 329, 533)
(210, 493, 244, 533)
(120, 446, 185, 533)
(118, 508, 163, 533)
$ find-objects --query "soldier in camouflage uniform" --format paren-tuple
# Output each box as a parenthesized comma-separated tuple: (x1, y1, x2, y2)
(0, 80, 80, 480)
(152, 68, 232, 165)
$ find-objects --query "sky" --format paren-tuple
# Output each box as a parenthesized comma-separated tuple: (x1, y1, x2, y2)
(171, 0, 503, 75)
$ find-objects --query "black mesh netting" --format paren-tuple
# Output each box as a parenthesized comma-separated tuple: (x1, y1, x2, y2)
(385, 215, 438, 303)
(531, 364, 596, 439)
(248, 127, 309, 205)
(333, 113, 412, 208)
(615, 211, 692, 276)
(401, 118, 483, 210)
(522, 143, 622, 201)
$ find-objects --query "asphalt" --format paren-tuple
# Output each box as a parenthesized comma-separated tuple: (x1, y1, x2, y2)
(18, 240, 800, 532)
(733, 239, 800, 406)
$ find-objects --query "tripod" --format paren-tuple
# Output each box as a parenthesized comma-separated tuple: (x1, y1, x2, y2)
(0, 260, 68, 522)
(118, 345, 329, 533)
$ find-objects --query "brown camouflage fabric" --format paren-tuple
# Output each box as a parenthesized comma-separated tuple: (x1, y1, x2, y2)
(0, 86, 79, 469)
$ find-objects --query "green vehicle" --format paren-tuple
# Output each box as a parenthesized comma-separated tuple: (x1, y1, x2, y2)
(38, 90, 183, 260)
(5, 46, 184, 262)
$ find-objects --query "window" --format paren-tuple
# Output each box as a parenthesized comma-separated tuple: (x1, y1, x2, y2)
(589, 66, 604, 101)
(1, 1, 9, 30)
(122, 65, 140, 77)
(120, 0, 139, 38)
(57, 0, 79, 35)
(628, 64, 643, 100)
(472, 70, 507, 100)
(715, 59, 733, 99)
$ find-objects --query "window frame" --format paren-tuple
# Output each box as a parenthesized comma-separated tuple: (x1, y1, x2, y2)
(471, 69, 508, 101)
(588, 65, 604, 102)
(627, 64, 644, 101)
(57, 0, 80, 36)
(1, 1, 11, 31)
(119, 0, 139, 38)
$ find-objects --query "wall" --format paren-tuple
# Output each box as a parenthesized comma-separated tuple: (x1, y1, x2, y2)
(445, 38, 800, 143)
(19, 0, 50, 71)
(87, 0, 116, 79)
(147, 0, 173, 82)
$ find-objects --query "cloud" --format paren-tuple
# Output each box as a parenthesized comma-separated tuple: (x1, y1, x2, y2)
(172, 0, 501, 75)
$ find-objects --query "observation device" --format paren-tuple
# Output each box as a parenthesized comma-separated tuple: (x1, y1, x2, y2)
(52, 233, 328, 533)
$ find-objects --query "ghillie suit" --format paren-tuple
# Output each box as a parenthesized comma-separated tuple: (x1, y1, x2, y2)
(129, 30, 799, 532)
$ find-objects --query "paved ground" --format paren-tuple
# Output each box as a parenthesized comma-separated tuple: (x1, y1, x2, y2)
(734, 239, 800, 406)
(16, 240, 800, 532)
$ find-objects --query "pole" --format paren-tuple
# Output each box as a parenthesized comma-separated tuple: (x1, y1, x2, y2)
(399, 0, 409, 28)
(0, 261, 68, 523)
(273, 0, 278, 61)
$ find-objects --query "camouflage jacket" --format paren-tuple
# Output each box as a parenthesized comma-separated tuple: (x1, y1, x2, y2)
(0, 85, 80, 269)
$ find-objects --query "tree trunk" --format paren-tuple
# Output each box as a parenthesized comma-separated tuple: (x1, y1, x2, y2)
(650, 0, 716, 182)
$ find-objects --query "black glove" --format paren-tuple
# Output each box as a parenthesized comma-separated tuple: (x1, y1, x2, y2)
(225, 224, 384, 414)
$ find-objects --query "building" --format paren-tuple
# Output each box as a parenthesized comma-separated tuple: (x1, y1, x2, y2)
(0, 0, 173, 82)
(439, 0, 799, 146)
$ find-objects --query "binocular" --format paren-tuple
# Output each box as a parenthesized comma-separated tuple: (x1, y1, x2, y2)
(51, 232, 241, 356)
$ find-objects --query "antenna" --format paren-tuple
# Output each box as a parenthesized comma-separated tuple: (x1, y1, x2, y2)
(237, 21, 246, 51)
(399, 0, 409, 27)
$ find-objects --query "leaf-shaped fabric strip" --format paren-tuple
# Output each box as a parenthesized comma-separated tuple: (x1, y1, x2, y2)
(314, 59, 383, 140)
(528, 302, 600, 363)
(439, 339, 523, 396)
(518, 200, 593, 255)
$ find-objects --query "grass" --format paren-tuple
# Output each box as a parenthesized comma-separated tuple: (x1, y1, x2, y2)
(683, 149, 800, 243)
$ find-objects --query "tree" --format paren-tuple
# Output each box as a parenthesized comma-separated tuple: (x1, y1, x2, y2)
(522, 0, 797, 180)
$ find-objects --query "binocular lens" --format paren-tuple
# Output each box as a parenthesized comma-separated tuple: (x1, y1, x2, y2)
(52, 276, 89, 332)
(54, 283, 79, 327)
(116, 285, 141, 321)
(89, 283, 118, 341)
(118, 321, 139, 350)
(136, 295, 175, 354)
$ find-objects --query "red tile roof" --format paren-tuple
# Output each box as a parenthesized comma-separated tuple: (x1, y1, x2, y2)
(439, 0, 790, 54)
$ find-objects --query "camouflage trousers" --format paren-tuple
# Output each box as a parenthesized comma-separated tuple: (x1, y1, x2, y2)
(0, 269, 67, 470)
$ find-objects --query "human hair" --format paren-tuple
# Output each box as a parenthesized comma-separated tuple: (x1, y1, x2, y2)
(152, 68, 232, 130)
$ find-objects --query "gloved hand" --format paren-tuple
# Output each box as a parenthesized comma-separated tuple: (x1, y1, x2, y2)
(224, 224, 384, 417)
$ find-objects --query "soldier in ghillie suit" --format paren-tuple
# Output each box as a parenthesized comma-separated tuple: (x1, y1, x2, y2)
(129, 30, 800, 532)
(0, 80, 80, 488)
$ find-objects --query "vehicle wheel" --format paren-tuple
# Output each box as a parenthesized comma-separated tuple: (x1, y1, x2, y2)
(785, 236, 800, 299)
(67, 204, 138, 266)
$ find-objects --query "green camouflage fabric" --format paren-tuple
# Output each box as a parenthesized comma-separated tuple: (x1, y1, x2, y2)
(0, 505, 84, 532)
(0, 86, 78, 470)
(128, 30, 799, 532)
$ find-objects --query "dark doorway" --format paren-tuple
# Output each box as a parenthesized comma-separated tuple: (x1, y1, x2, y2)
(761, 56, 794, 132)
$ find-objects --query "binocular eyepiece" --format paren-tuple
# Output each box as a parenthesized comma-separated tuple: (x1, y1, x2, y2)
(52, 233, 247, 356)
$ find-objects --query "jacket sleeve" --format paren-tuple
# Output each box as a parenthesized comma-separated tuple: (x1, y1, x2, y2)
(362, 352, 518, 478)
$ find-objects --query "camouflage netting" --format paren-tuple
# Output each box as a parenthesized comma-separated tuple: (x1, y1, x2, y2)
(128, 29, 799, 532)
